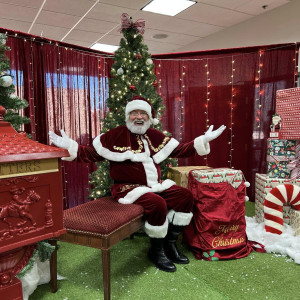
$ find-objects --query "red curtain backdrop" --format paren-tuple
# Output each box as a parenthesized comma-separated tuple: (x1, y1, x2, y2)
(153, 44, 298, 200)
(1, 27, 298, 206)
(2, 28, 112, 208)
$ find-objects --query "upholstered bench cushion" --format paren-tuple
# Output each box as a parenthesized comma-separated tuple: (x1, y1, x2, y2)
(63, 196, 144, 236)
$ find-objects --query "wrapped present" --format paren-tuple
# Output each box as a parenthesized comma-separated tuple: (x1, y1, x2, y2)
(267, 161, 290, 178)
(286, 143, 300, 180)
(189, 168, 245, 189)
(255, 173, 300, 224)
(167, 166, 210, 188)
(290, 209, 300, 236)
(267, 139, 296, 157)
(276, 87, 300, 139)
(266, 139, 296, 178)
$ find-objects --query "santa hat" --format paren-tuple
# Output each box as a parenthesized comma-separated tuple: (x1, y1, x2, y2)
(125, 95, 159, 125)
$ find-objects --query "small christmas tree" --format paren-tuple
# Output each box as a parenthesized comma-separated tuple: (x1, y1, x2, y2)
(0, 33, 30, 131)
(89, 14, 177, 199)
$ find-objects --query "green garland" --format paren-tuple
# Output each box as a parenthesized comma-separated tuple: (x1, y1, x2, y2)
(16, 240, 55, 279)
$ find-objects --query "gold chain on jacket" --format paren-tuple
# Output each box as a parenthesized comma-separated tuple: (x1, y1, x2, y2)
(144, 134, 170, 152)
(120, 183, 145, 193)
(113, 135, 143, 153)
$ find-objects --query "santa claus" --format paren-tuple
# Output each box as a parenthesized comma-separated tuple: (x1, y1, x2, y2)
(49, 95, 226, 272)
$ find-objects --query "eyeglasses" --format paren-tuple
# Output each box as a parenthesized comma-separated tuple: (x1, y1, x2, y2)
(130, 111, 148, 117)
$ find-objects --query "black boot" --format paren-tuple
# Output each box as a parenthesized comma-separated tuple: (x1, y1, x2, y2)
(165, 224, 189, 264)
(148, 238, 176, 272)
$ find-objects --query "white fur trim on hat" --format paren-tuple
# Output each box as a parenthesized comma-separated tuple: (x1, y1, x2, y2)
(126, 99, 152, 118)
(125, 99, 159, 125)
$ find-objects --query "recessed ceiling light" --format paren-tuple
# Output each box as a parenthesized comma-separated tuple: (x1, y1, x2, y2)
(90, 43, 119, 53)
(142, 0, 196, 16)
(153, 33, 168, 39)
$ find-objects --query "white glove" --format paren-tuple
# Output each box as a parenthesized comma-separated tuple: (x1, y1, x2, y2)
(202, 125, 226, 144)
(49, 129, 71, 150)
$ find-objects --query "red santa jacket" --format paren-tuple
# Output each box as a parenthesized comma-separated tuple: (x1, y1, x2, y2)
(66, 125, 210, 204)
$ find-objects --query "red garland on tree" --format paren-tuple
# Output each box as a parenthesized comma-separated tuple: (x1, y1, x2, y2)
(136, 53, 142, 59)
(129, 84, 136, 90)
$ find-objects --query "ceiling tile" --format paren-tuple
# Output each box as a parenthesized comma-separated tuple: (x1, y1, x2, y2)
(144, 29, 201, 46)
(76, 18, 117, 34)
(36, 10, 81, 28)
(43, 0, 95, 16)
(30, 23, 70, 40)
(235, 0, 291, 15)
(0, 3, 38, 22)
(178, 2, 253, 27)
(0, 0, 45, 8)
(198, 0, 251, 10)
(0, 18, 31, 32)
(98, 0, 149, 10)
(86, 2, 137, 22)
(66, 29, 104, 43)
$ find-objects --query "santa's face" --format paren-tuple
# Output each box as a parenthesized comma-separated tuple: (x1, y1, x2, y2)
(126, 110, 150, 134)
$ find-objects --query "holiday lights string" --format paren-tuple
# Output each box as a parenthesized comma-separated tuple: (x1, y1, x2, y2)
(29, 37, 36, 139)
(293, 43, 299, 87)
(178, 62, 186, 142)
(228, 56, 235, 168)
(255, 50, 263, 129)
(204, 59, 210, 165)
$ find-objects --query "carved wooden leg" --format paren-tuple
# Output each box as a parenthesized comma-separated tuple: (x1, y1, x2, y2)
(49, 239, 58, 293)
(101, 249, 110, 300)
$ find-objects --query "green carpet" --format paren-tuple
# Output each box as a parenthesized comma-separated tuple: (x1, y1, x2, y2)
(30, 202, 300, 300)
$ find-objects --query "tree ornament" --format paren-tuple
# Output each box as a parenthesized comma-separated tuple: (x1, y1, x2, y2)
(136, 53, 142, 59)
(10, 93, 18, 99)
(129, 84, 136, 90)
(117, 67, 124, 75)
(152, 81, 158, 87)
(0, 33, 6, 45)
(0, 75, 13, 87)
(146, 58, 153, 65)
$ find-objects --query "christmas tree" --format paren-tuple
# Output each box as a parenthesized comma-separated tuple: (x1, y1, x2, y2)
(89, 14, 177, 199)
(0, 33, 30, 131)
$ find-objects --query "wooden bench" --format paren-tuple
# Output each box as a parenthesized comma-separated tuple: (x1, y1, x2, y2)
(49, 196, 144, 300)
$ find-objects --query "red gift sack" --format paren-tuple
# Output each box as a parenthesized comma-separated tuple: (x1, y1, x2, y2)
(184, 172, 265, 261)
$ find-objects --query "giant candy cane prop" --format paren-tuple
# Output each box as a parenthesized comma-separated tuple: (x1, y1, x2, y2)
(264, 184, 300, 234)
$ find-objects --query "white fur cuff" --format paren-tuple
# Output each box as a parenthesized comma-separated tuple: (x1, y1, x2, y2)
(144, 219, 168, 238)
(194, 135, 210, 156)
(167, 209, 193, 226)
(62, 140, 78, 161)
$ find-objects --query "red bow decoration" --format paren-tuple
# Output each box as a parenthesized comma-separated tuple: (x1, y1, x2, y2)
(119, 13, 145, 35)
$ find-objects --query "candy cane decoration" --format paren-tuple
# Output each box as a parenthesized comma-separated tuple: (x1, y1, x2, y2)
(264, 184, 300, 234)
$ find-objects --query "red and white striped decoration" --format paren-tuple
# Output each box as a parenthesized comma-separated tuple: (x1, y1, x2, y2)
(264, 184, 300, 234)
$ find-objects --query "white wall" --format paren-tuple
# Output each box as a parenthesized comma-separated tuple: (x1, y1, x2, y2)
(178, 0, 300, 52)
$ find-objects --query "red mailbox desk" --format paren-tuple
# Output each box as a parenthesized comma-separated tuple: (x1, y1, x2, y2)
(0, 106, 68, 300)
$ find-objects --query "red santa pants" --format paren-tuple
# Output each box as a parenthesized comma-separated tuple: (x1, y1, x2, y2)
(134, 184, 194, 226)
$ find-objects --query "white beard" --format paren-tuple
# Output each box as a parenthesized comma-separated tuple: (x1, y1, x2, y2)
(126, 119, 151, 135)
